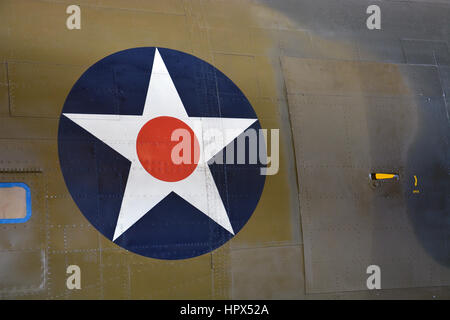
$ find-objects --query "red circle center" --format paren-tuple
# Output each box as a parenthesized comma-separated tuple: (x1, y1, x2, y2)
(136, 116, 200, 182)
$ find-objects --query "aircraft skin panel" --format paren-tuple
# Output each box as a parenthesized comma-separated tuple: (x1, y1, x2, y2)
(0, 64, 8, 116)
(0, 0, 448, 299)
(282, 49, 450, 294)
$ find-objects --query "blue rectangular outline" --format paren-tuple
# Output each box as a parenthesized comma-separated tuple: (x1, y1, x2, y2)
(0, 182, 32, 223)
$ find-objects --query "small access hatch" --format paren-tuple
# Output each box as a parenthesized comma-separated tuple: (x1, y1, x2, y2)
(0, 183, 31, 223)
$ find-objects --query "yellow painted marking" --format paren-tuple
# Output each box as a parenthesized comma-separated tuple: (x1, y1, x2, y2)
(414, 175, 418, 187)
(413, 190, 420, 194)
(375, 173, 397, 180)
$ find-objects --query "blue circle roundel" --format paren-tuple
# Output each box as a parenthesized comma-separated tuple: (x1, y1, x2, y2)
(58, 47, 266, 260)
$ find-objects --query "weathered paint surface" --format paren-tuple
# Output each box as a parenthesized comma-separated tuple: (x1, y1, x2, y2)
(0, 0, 448, 299)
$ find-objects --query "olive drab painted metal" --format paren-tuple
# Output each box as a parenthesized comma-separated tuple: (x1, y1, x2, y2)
(0, 0, 449, 299)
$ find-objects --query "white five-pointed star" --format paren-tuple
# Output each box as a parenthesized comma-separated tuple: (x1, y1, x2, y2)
(63, 49, 257, 241)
